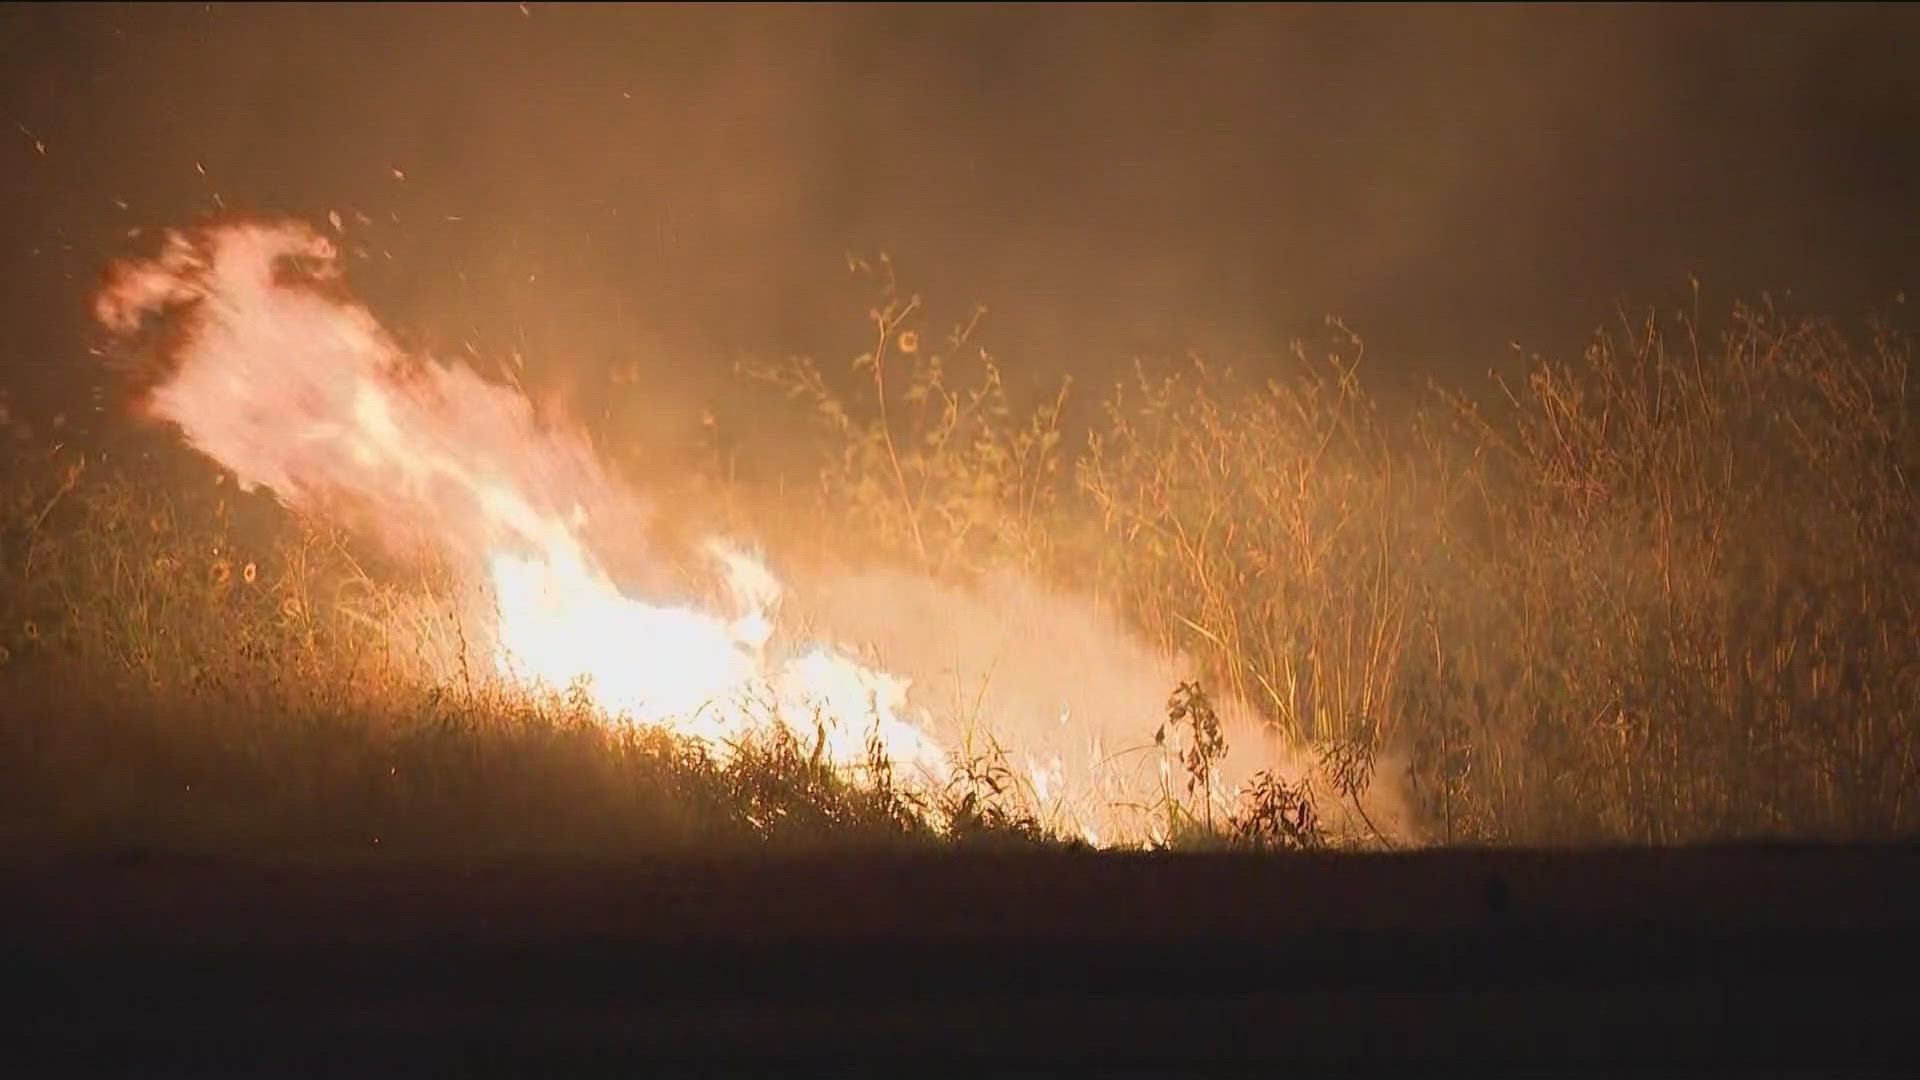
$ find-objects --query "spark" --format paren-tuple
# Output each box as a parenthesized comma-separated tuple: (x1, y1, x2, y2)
(15, 121, 45, 155)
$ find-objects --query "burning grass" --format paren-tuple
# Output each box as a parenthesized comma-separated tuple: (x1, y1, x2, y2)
(0, 458, 1057, 856)
(2, 220, 1917, 854)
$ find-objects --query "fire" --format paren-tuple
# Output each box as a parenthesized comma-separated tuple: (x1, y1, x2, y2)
(486, 536, 950, 783)
(89, 216, 1345, 847)
(94, 219, 952, 790)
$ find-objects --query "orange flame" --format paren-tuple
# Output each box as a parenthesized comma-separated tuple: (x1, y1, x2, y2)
(94, 219, 951, 788)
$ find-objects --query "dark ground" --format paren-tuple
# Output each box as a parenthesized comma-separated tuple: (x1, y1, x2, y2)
(2, 844, 1916, 1072)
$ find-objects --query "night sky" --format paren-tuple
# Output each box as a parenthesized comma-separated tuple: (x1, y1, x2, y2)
(4, 3, 1918, 432)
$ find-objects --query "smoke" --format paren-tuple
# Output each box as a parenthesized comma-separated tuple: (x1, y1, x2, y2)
(790, 567, 1414, 843)
(7, 4, 1917, 449)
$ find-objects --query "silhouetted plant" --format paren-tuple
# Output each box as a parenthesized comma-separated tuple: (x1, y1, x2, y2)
(1159, 680, 1229, 829)
(1232, 771, 1323, 852)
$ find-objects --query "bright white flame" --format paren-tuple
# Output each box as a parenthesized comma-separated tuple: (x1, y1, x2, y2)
(487, 535, 951, 785)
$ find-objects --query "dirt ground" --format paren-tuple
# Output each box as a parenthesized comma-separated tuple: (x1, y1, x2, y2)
(3, 844, 1916, 1070)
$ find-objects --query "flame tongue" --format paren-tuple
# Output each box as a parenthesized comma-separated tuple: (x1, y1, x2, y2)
(96, 220, 650, 567)
(95, 218, 953, 789)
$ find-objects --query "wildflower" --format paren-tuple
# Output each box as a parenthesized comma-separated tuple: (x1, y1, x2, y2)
(22, 620, 38, 642)
(242, 561, 257, 584)
(897, 329, 919, 355)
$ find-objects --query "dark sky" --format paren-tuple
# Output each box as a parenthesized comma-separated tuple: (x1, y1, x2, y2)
(4, 2, 1919, 429)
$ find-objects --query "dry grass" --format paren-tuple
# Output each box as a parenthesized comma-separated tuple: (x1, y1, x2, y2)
(0, 442, 1054, 856)
(4, 276, 1916, 853)
(725, 280, 1918, 847)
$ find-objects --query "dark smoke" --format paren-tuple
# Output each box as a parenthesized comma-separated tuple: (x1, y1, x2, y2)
(3, 3, 1918, 431)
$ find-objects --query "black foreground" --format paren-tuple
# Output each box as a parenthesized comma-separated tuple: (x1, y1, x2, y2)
(3, 844, 1915, 1072)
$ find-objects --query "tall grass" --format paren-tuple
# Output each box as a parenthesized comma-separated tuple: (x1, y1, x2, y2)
(1416, 297, 1919, 842)
(727, 282, 1917, 846)
(4, 279, 1914, 850)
